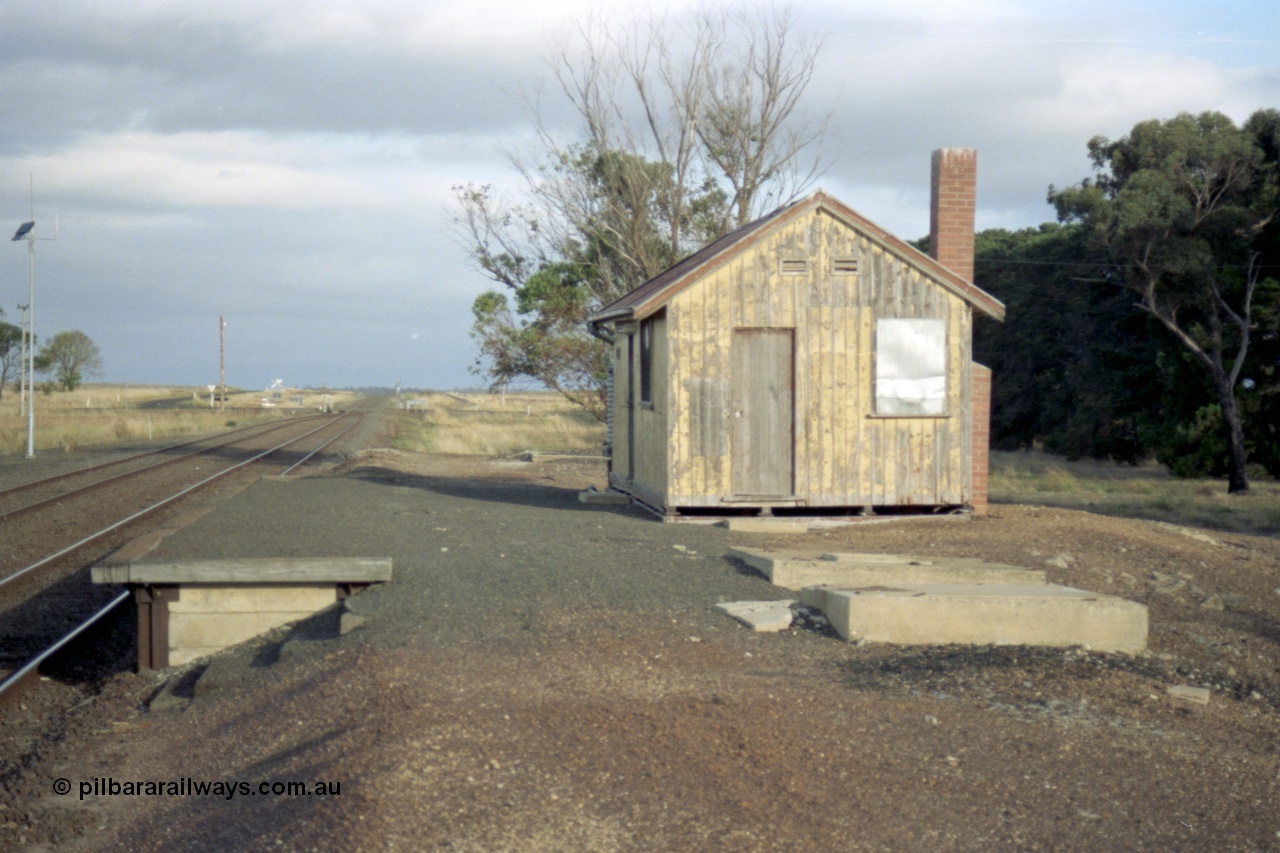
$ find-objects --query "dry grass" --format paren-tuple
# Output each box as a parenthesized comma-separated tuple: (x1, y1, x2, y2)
(0, 384, 360, 455)
(16, 385, 1268, 535)
(990, 449, 1280, 535)
(389, 391, 606, 457)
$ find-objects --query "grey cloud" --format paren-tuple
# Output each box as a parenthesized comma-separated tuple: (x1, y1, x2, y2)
(4, 1, 1278, 390)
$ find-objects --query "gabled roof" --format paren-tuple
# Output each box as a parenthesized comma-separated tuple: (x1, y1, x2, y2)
(588, 189, 1005, 324)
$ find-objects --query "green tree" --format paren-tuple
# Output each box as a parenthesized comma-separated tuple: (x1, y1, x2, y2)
(1239, 109, 1280, 476)
(35, 330, 103, 392)
(458, 147, 727, 420)
(974, 223, 1176, 463)
(1050, 110, 1280, 492)
(0, 314, 20, 400)
(469, 262, 612, 419)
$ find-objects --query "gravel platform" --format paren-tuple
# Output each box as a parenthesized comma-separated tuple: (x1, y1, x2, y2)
(141, 457, 772, 651)
(3, 449, 1279, 851)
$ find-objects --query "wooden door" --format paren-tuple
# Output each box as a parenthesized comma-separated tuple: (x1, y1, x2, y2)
(731, 329, 794, 496)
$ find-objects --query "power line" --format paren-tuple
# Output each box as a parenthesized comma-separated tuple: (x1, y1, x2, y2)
(976, 257, 1276, 272)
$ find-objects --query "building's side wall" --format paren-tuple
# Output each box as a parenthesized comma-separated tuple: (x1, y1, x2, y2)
(969, 362, 992, 516)
(663, 207, 973, 508)
(611, 334, 632, 484)
(633, 312, 669, 498)
(609, 315, 671, 508)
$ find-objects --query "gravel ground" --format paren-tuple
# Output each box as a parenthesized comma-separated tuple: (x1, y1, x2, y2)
(2, 447, 1279, 851)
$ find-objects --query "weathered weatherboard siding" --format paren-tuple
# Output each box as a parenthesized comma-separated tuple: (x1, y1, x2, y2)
(611, 205, 974, 511)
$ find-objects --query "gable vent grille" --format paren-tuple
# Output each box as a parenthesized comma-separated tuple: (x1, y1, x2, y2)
(779, 258, 809, 275)
(832, 257, 860, 274)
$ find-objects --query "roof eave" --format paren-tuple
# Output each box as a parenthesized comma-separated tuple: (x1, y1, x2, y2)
(588, 189, 1007, 325)
(589, 194, 823, 323)
(586, 306, 635, 325)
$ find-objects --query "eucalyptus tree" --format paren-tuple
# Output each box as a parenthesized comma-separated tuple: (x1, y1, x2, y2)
(1050, 110, 1280, 493)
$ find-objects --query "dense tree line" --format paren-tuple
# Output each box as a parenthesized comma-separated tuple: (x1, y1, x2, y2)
(975, 111, 1280, 483)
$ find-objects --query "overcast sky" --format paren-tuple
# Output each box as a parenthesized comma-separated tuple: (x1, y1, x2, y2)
(2, 1, 1278, 391)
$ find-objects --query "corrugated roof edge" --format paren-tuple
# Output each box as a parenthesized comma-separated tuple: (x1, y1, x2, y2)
(587, 189, 1005, 324)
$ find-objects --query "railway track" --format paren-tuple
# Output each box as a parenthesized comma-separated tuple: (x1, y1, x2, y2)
(0, 400, 382, 704)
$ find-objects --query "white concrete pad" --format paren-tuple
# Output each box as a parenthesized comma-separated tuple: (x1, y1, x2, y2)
(166, 584, 341, 666)
(167, 584, 336, 614)
(578, 489, 632, 505)
(714, 600, 797, 632)
(1167, 685, 1211, 704)
(718, 519, 811, 534)
(822, 583, 1148, 653)
(168, 611, 315, 653)
(730, 547, 1046, 591)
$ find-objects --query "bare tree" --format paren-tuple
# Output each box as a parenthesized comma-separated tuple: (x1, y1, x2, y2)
(452, 3, 829, 413)
(699, 5, 828, 227)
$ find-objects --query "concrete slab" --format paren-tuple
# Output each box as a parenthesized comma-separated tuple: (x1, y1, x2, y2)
(166, 584, 336, 614)
(523, 451, 607, 463)
(1167, 685, 1211, 705)
(718, 519, 811, 534)
(714, 600, 797, 632)
(164, 585, 340, 665)
(799, 585, 834, 611)
(93, 556, 393, 585)
(578, 489, 632, 505)
(730, 547, 1046, 591)
(821, 583, 1148, 653)
(168, 611, 321, 654)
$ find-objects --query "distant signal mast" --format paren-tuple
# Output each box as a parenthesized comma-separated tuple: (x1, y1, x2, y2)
(219, 314, 226, 411)
(10, 175, 57, 458)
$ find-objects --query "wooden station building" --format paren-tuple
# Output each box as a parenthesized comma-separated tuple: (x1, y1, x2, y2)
(587, 148, 1005, 520)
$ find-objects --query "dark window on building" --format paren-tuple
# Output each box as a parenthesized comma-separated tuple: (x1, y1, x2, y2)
(639, 312, 660, 406)
(639, 321, 653, 405)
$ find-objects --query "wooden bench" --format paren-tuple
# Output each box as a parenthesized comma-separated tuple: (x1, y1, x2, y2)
(92, 557, 393, 669)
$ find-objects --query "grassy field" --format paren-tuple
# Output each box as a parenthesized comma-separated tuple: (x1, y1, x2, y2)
(387, 393, 1278, 535)
(389, 391, 606, 457)
(5, 384, 1273, 535)
(990, 450, 1280, 535)
(0, 384, 360, 455)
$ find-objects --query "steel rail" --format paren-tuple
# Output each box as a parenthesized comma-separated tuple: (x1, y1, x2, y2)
(0, 402, 379, 708)
(0, 415, 347, 592)
(0, 418, 293, 497)
(0, 415, 340, 524)
(278, 411, 367, 476)
(0, 590, 132, 705)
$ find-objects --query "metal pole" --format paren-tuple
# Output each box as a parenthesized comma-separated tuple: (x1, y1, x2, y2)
(219, 314, 226, 412)
(25, 236, 35, 457)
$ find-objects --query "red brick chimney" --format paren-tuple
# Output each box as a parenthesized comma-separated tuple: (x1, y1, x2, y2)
(929, 148, 988, 516)
(929, 148, 977, 282)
